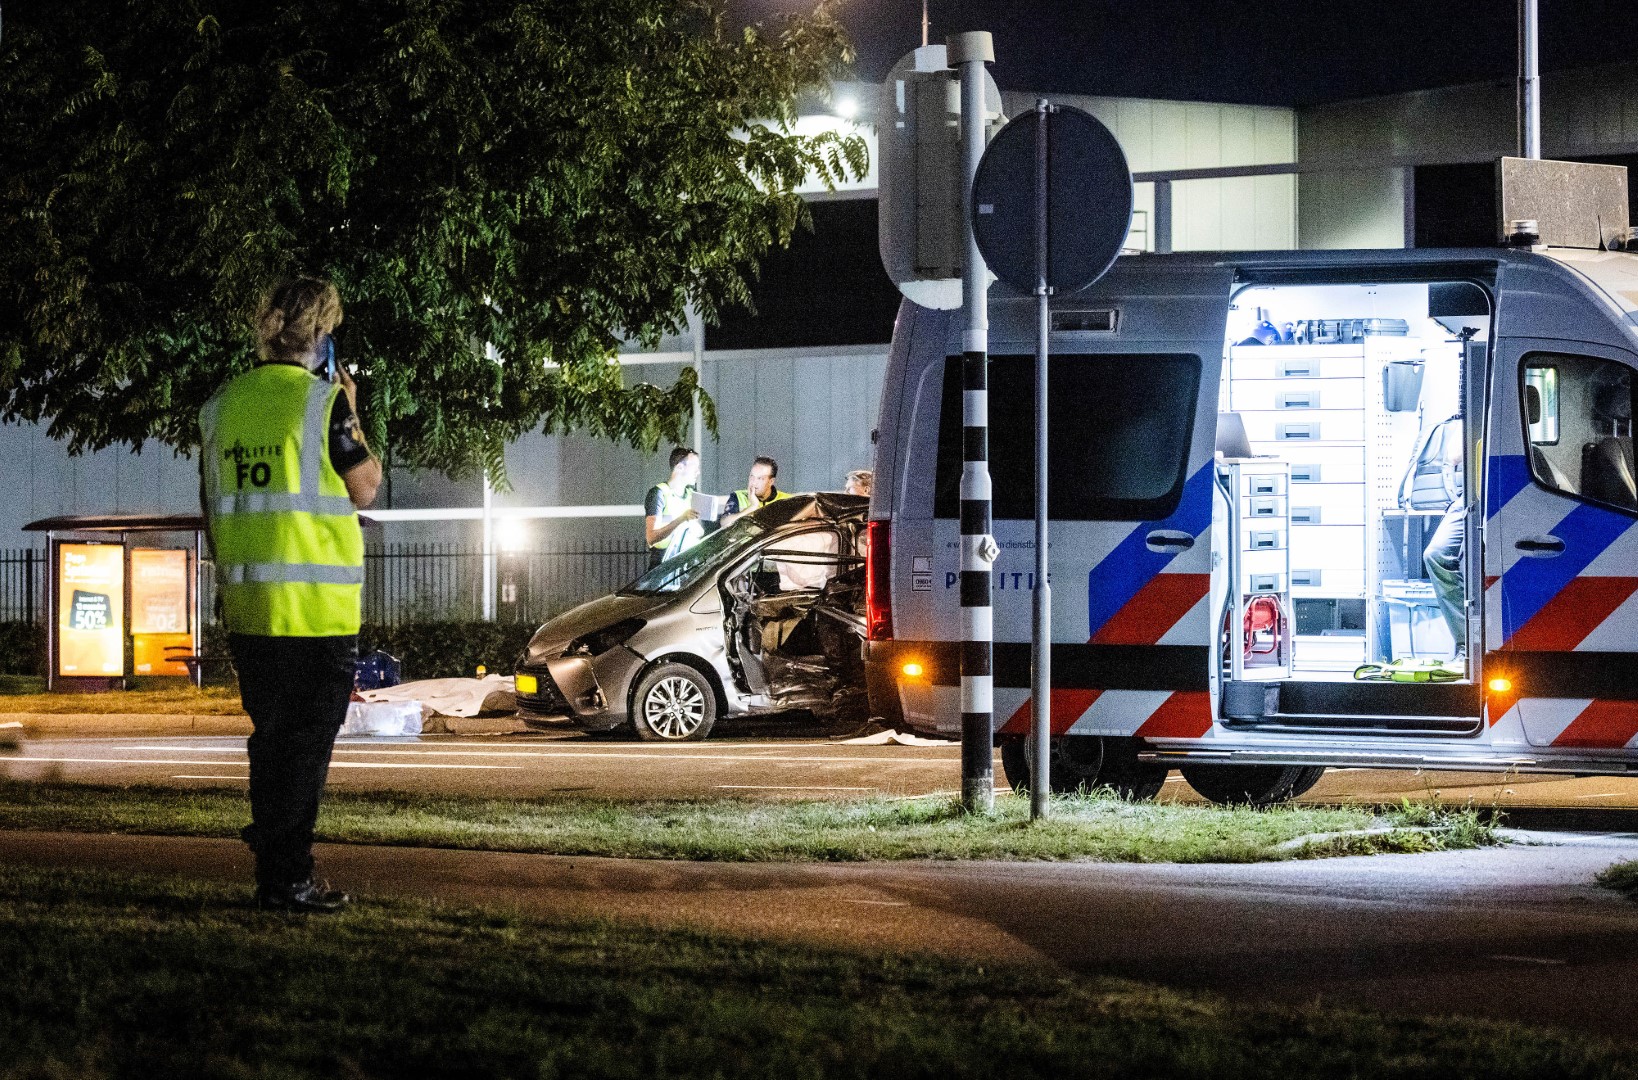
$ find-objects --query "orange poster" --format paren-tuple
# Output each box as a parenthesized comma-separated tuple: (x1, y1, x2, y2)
(131, 548, 192, 675)
(58, 543, 124, 677)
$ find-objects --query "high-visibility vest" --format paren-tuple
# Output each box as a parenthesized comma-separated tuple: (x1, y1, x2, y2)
(732, 486, 793, 513)
(650, 480, 695, 556)
(200, 364, 364, 636)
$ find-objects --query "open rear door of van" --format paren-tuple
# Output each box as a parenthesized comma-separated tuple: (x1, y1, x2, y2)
(975, 258, 1234, 740)
(1488, 255, 1638, 749)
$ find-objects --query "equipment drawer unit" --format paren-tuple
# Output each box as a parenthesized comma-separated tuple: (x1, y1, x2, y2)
(1239, 471, 1287, 498)
(1241, 543, 1287, 594)
(1242, 526, 1287, 553)
(1243, 495, 1287, 522)
(1239, 409, 1367, 445)
(1285, 483, 1367, 527)
(1263, 445, 1368, 485)
(1229, 345, 1366, 381)
(1290, 524, 1364, 571)
(1229, 377, 1367, 414)
(1289, 568, 1367, 598)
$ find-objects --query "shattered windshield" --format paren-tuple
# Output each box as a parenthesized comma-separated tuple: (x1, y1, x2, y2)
(623, 517, 772, 595)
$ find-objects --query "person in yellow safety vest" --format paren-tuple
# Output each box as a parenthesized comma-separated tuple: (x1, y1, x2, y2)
(721, 456, 793, 528)
(644, 446, 701, 568)
(199, 277, 381, 915)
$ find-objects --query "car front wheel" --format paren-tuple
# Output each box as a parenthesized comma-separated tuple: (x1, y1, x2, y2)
(630, 662, 717, 742)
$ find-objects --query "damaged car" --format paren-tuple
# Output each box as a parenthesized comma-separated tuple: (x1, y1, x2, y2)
(514, 493, 869, 740)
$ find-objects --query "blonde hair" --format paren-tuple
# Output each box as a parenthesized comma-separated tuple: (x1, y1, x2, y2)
(256, 277, 343, 363)
(845, 469, 873, 496)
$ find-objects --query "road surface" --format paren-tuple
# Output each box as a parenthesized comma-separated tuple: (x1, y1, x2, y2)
(8, 731, 1638, 811)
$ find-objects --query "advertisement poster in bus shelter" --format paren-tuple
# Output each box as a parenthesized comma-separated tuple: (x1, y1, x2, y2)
(130, 548, 192, 676)
(57, 543, 124, 678)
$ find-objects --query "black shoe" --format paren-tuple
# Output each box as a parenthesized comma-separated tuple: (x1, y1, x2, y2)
(256, 879, 351, 914)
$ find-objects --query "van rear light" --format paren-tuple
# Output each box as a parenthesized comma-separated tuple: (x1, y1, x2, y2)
(865, 519, 893, 641)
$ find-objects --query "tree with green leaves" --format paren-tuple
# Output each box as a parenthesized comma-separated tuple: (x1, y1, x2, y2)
(0, 0, 866, 480)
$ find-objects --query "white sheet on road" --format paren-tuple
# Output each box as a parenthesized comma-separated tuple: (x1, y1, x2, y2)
(359, 675, 516, 718)
(841, 729, 956, 747)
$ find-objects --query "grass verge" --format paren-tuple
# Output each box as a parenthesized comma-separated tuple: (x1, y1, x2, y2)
(0, 679, 243, 715)
(0, 864, 1629, 1080)
(0, 779, 1496, 862)
(1596, 859, 1638, 902)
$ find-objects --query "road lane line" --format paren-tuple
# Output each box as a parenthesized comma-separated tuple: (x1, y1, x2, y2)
(837, 898, 911, 906)
(112, 744, 960, 765)
(718, 784, 874, 791)
(172, 775, 248, 780)
(1488, 955, 1567, 965)
(14, 756, 523, 771)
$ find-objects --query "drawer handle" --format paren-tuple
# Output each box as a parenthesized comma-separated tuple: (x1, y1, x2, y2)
(1291, 465, 1320, 483)
(1291, 507, 1320, 524)
(1291, 570, 1321, 587)
(1146, 530, 1195, 553)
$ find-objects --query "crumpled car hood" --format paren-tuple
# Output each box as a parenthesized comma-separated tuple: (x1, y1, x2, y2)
(523, 592, 664, 662)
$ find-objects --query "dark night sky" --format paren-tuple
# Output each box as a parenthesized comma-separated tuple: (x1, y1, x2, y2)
(731, 0, 1638, 106)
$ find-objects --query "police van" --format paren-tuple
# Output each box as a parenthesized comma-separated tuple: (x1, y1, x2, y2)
(865, 170, 1638, 803)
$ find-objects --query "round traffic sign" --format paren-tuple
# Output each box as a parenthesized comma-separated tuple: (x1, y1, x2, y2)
(971, 105, 1133, 295)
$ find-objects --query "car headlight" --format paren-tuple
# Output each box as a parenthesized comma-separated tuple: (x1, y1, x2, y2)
(567, 618, 645, 658)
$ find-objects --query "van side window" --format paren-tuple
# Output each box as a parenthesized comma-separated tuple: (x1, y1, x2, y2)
(935, 353, 1201, 521)
(1522, 353, 1636, 513)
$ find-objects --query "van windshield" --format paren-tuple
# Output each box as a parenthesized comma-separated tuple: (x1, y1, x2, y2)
(622, 518, 772, 595)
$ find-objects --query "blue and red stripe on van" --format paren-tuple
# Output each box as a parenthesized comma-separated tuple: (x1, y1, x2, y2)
(1485, 452, 1638, 745)
(999, 463, 1215, 738)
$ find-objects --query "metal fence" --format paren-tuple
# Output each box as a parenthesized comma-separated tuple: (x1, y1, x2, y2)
(0, 549, 44, 624)
(362, 540, 651, 627)
(0, 542, 649, 628)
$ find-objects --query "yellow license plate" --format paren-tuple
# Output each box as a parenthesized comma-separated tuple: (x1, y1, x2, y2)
(515, 674, 538, 695)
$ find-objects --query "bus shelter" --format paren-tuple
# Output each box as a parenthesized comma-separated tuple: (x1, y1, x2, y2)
(23, 514, 208, 691)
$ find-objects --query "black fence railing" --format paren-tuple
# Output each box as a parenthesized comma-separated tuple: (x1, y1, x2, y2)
(362, 540, 651, 627)
(0, 541, 649, 628)
(0, 549, 44, 624)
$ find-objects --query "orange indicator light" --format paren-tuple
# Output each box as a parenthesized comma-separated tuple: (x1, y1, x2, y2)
(1487, 677, 1513, 694)
(902, 662, 925, 678)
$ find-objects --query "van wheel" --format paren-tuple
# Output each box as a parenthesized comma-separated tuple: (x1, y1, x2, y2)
(631, 663, 716, 742)
(1180, 764, 1317, 806)
(1001, 735, 1166, 801)
(1285, 766, 1327, 800)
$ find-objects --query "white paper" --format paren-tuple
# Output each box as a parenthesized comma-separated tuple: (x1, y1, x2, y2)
(691, 491, 728, 522)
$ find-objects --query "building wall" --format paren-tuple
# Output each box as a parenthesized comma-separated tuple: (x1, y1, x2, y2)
(1298, 168, 1410, 250)
(1295, 61, 1638, 250)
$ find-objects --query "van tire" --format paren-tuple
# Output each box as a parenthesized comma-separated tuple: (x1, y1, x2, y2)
(1179, 764, 1317, 806)
(630, 662, 717, 742)
(1001, 735, 1167, 801)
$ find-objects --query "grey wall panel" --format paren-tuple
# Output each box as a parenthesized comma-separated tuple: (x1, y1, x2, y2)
(1298, 168, 1408, 250)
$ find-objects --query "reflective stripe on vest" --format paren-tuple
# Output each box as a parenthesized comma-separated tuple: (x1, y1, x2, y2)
(201, 365, 363, 637)
(733, 487, 793, 510)
(650, 481, 693, 550)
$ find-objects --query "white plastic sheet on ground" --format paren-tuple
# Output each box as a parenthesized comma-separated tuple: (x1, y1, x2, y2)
(340, 700, 424, 737)
(841, 729, 956, 746)
(358, 675, 516, 718)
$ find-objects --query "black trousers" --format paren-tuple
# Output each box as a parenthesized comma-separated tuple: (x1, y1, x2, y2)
(229, 633, 357, 887)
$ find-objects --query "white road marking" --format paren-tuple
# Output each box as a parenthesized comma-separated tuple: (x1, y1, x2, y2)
(718, 784, 875, 791)
(1488, 955, 1568, 966)
(172, 775, 248, 780)
(111, 744, 950, 765)
(15, 756, 522, 771)
(1576, 792, 1629, 799)
(837, 898, 911, 906)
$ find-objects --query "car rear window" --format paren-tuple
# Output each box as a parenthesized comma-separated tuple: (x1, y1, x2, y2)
(934, 353, 1200, 521)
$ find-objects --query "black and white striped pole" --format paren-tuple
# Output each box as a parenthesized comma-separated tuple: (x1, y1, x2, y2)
(950, 31, 997, 814)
